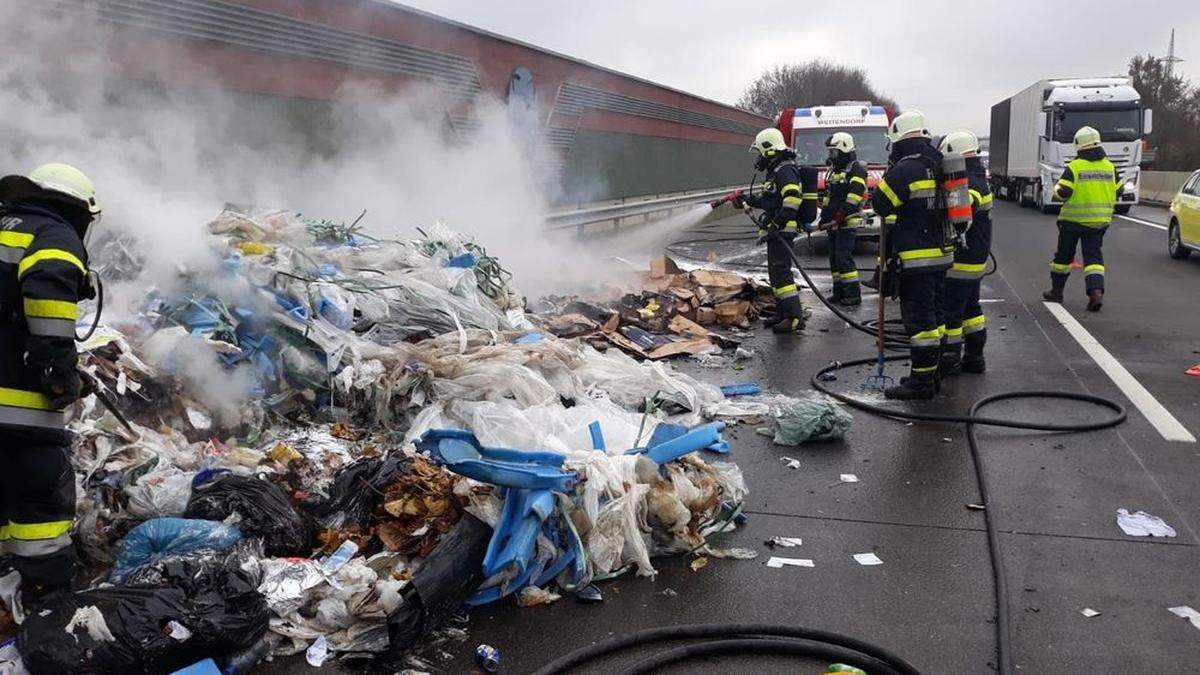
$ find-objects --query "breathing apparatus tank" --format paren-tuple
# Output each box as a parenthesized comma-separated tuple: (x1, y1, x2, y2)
(940, 149, 971, 251)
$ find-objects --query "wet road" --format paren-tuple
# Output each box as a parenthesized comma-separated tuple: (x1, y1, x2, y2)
(419, 201, 1200, 674)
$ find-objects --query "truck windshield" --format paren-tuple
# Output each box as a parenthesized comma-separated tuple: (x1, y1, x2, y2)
(792, 129, 889, 166)
(1053, 108, 1142, 143)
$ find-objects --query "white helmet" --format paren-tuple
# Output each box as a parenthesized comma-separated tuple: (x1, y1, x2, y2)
(0, 162, 101, 219)
(750, 127, 788, 157)
(1073, 126, 1101, 149)
(887, 110, 927, 143)
(938, 130, 980, 156)
(826, 132, 855, 153)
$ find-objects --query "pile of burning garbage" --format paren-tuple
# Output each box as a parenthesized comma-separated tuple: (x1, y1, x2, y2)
(0, 209, 761, 674)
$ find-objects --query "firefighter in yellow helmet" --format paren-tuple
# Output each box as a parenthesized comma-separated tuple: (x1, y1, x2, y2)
(0, 163, 99, 595)
(1042, 126, 1124, 311)
(870, 111, 953, 400)
(819, 132, 866, 306)
(738, 128, 819, 333)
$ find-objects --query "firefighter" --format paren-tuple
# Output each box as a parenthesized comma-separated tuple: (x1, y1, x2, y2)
(870, 111, 953, 400)
(739, 127, 819, 333)
(0, 163, 99, 595)
(938, 131, 991, 375)
(1042, 125, 1124, 311)
(818, 132, 865, 306)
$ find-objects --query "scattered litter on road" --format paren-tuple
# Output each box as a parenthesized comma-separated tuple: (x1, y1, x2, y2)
(1168, 606, 1200, 631)
(1116, 508, 1177, 537)
(1186, 365, 1200, 377)
(658, 588, 678, 597)
(824, 664, 868, 675)
(765, 537, 803, 548)
(839, 474, 859, 483)
(476, 644, 502, 672)
(940, 437, 952, 443)
(690, 557, 709, 572)
(781, 456, 802, 469)
(305, 635, 329, 667)
(757, 395, 853, 445)
(1080, 608, 1101, 618)
(765, 557, 814, 569)
(517, 587, 562, 607)
(852, 553, 883, 566)
(966, 503, 987, 511)
(575, 585, 604, 604)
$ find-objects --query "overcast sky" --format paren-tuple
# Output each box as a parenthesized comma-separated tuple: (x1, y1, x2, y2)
(397, 1, 1200, 135)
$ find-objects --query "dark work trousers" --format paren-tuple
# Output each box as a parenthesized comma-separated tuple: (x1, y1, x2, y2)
(943, 278, 986, 357)
(899, 272, 943, 380)
(766, 233, 800, 299)
(1050, 222, 1107, 294)
(827, 227, 860, 301)
(0, 434, 78, 588)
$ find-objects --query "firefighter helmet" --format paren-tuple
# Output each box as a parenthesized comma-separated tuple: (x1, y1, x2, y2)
(826, 132, 855, 153)
(887, 110, 927, 143)
(751, 127, 788, 157)
(1073, 126, 1102, 149)
(0, 163, 101, 219)
(938, 130, 980, 156)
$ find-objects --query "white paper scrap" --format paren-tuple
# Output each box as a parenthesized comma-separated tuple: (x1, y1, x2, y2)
(768, 537, 803, 548)
(853, 552, 883, 566)
(780, 456, 801, 469)
(839, 473, 859, 483)
(766, 557, 814, 568)
(1116, 509, 1176, 537)
(1080, 608, 1101, 618)
(1168, 606, 1200, 630)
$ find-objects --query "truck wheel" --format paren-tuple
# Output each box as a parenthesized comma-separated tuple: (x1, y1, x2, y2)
(1115, 204, 1132, 215)
(1036, 184, 1058, 214)
(1018, 182, 1034, 207)
(1169, 220, 1191, 259)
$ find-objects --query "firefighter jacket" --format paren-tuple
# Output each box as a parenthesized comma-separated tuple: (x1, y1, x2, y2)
(744, 151, 819, 234)
(871, 137, 953, 274)
(821, 154, 868, 228)
(1054, 146, 1123, 228)
(947, 156, 993, 281)
(0, 202, 88, 442)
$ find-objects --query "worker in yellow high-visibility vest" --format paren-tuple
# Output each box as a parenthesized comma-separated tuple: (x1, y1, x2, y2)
(1042, 126, 1124, 312)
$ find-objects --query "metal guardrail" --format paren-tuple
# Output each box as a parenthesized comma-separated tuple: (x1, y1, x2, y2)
(545, 187, 736, 230)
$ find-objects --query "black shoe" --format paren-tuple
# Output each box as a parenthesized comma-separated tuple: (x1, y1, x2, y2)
(762, 313, 784, 328)
(838, 295, 862, 307)
(1042, 288, 1064, 303)
(898, 373, 941, 393)
(885, 377, 936, 400)
(1086, 289, 1103, 312)
(829, 287, 844, 303)
(939, 354, 962, 377)
(962, 355, 986, 373)
(772, 316, 805, 334)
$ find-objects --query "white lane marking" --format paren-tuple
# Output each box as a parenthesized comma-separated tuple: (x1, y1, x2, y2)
(1043, 302, 1195, 443)
(1117, 214, 1168, 231)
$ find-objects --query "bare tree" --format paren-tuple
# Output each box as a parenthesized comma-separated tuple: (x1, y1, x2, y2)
(737, 61, 898, 117)
(1129, 54, 1200, 170)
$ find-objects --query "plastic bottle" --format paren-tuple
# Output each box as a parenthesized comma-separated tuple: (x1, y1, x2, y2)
(321, 540, 359, 574)
(221, 635, 274, 675)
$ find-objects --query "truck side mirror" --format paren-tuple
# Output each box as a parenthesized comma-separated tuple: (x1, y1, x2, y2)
(1143, 109, 1153, 135)
(1037, 112, 1048, 138)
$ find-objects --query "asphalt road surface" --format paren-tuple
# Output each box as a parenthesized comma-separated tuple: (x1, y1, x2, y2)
(309, 201, 1200, 674)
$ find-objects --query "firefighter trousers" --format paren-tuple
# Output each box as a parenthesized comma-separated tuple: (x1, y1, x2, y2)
(827, 227, 860, 301)
(0, 433, 77, 588)
(943, 277, 986, 357)
(766, 233, 802, 308)
(899, 272, 943, 380)
(1050, 222, 1107, 294)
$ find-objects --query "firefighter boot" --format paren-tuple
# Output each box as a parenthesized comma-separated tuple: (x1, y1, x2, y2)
(940, 343, 963, 377)
(885, 372, 936, 400)
(1042, 278, 1065, 303)
(829, 284, 844, 304)
(772, 295, 806, 334)
(1086, 289, 1103, 312)
(962, 354, 986, 374)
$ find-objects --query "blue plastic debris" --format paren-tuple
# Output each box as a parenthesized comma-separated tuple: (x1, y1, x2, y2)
(446, 252, 477, 268)
(720, 383, 762, 397)
(588, 421, 606, 451)
(418, 429, 575, 491)
(629, 421, 729, 462)
(514, 332, 545, 345)
(110, 518, 242, 582)
(171, 659, 222, 675)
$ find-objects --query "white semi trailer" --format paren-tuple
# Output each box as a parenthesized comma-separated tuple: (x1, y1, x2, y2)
(989, 77, 1152, 214)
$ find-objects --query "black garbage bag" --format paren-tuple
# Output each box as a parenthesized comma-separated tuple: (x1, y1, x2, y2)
(306, 453, 413, 530)
(386, 512, 491, 657)
(185, 474, 312, 556)
(17, 557, 268, 675)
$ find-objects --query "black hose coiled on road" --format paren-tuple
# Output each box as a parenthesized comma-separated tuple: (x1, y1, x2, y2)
(531, 623, 924, 675)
